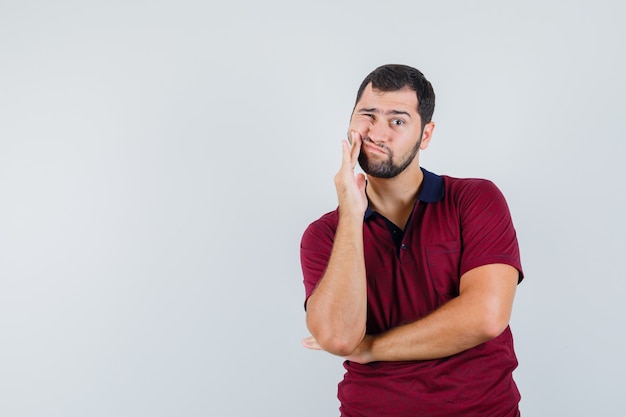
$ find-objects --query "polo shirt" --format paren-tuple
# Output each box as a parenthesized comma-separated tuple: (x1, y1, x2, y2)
(300, 168, 524, 417)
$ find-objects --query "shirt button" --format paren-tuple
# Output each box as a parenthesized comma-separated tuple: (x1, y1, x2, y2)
(401, 244, 407, 250)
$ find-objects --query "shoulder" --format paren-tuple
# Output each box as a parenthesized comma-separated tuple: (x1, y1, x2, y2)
(420, 168, 504, 204)
(301, 208, 340, 246)
(443, 175, 500, 193)
(441, 175, 507, 205)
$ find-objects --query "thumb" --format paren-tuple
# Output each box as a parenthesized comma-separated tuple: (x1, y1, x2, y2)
(355, 173, 367, 191)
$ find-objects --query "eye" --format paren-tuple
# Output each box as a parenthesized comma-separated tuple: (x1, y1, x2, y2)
(391, 119, 405, 126)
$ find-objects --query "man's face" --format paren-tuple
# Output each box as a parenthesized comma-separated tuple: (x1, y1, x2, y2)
(349, 83, 430, 178)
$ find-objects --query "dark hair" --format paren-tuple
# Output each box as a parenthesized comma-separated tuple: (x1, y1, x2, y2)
(355, 64, 435, 127)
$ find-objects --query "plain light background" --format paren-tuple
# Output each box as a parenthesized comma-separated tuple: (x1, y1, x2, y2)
(1, 1, 624, 416)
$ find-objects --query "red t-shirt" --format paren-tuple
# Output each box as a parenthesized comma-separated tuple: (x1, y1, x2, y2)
(301, 169, 524, 417)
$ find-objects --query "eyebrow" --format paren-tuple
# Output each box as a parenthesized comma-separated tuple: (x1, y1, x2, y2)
(357, 107, 412, 118)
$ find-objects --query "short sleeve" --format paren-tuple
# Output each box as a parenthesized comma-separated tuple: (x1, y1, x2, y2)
(457, 180, 523, 282)
(300, 214, 337, 307)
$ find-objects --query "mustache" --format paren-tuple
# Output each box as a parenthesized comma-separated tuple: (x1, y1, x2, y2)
(361, 135, 391, 154)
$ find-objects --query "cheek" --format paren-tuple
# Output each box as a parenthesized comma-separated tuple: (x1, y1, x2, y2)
(349, 118, 371, 135)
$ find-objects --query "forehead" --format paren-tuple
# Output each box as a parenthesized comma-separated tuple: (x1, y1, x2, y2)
(354, 83, 419, 115)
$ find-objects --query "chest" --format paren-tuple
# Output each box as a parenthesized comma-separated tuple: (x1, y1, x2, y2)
(362, 204, 462, 332)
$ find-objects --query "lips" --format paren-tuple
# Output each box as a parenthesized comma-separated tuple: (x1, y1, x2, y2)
(363, 140, 388, 155)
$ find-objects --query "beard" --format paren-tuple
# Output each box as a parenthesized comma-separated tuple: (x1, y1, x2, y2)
(357, 134, 422, 179)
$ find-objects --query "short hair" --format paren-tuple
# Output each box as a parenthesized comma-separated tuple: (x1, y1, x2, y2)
(354, 64, 435, 127)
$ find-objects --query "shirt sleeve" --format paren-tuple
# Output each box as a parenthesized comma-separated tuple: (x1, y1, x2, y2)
(300, 214, 337, 307)
(457, 179, 524, 282)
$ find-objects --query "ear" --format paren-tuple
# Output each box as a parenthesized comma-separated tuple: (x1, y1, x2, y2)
(419, 122, 435, 150)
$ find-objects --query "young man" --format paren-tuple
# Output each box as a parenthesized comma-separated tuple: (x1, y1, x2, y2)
(300, 64, 524, 416)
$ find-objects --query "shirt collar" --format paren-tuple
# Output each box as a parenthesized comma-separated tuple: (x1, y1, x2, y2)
(364, 167, 444, 220)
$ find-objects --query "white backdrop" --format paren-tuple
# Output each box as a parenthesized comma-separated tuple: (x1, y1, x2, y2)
(1, 1, 625, 416)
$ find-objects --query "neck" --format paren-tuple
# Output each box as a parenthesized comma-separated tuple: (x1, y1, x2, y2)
(365, 159, 424, 228)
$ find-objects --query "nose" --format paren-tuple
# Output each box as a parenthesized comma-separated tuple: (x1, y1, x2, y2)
(367, 119, 390, 144)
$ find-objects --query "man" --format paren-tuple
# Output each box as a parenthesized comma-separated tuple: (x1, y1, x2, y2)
(300, 64, 523, 416)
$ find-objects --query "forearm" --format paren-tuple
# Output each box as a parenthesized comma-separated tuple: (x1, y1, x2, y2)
(359, 264, 518, 362)
(305, 212, 367, 356)
(368, 297, 497, 361)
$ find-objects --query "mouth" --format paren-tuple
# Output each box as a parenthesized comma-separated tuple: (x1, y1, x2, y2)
(362, 139, 389, 155)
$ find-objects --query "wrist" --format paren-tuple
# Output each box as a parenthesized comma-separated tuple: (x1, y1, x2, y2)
(338, 205, 366, 220)
(364, 335, 376, 362)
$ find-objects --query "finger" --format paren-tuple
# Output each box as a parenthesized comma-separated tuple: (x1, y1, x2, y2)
(301, 336, 322, 350)
(340, 139, 353, 170)
(349, 131, 362, 167)
(355, 173, 367, 191)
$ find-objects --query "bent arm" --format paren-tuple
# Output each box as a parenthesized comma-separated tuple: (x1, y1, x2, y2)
(305, 212, 367, 356)
(347, 263, 518, 363)
(305, 133, 368, 356)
